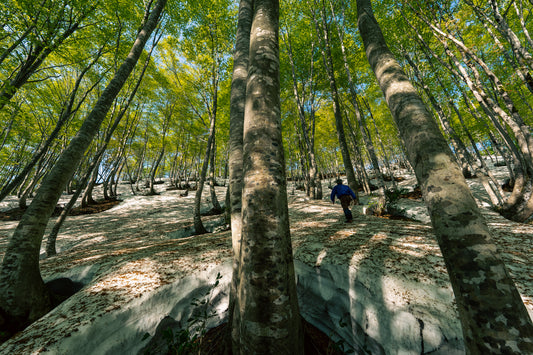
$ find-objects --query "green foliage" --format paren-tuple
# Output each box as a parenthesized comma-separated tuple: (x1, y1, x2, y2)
(385, 187, 410, 205)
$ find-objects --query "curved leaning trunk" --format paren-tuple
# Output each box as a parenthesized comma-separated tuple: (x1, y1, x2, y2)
(356, 1, 533, 353)
(0, 0, 167, 333)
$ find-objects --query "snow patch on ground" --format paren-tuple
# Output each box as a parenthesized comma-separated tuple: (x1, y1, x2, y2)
(0, 161, 531, 354)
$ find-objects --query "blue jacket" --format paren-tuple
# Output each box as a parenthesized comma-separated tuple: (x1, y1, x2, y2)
(331, 184, 356, 202)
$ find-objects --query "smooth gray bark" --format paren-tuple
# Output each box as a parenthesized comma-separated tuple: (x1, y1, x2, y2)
(193, 115, 215, 235)
(234, 0, 303, 352)
(228, 0, 252, 350)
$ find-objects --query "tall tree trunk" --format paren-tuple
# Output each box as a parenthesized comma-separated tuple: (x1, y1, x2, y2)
(357, 1, 533, 352)
(0, 0, 167, 334)
(208, 55, 222, 213)
(193, 119, 215, 235)
(228, 0, 252, 351)
(0, 102, 21, 151)
(233, 0, 303, 352)
(134, 131, 149, 192)
(209, 139, 222, 213)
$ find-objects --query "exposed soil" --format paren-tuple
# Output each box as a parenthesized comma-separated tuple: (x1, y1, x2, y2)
(0, 198, 121, 221)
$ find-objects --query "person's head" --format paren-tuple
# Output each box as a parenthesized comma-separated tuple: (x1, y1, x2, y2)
(336, 178, 343, 185)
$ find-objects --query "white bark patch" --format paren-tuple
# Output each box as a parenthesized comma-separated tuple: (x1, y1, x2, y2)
(495, 314, 508, 325)
(429, 152, 453, 167)
(463, 270, 486, 285)
(471, 243, 499, 262)
(505, 340, 521, 353)
(273, 294, 289, 306)
(254, 27, 275, 39)
(383, 79, 418, 102)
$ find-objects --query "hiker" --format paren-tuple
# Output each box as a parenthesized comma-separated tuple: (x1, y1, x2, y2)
(330, 178, 357, 222)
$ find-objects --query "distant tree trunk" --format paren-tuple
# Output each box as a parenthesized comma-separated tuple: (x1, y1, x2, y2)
(208, 139, 222, 213)
(193, 117, 215, 235)
(228, 0, 252, 351)
(0, 93, 70, 202)
(81, 158, 100, 207)
(233, 0, 303, 352)
(357, 1, 533, 352)
(46, 167, 93, 256)
(0, 4, 95, 111)
(0, 103, 20, 152)
(404, 52, 474, 178)
(148, 148, 164, 195)
(344, 109, 371, 194)
(328, 0, 385, 204)
(134, 131, 149, 192)
(208, 47, 222, 213)
(309, 0, 359, 197)
(0, 0, 167, 334)
(284, 32, 321, 199)
(450, 101, 505, 206)
(363, 97, 397, 189)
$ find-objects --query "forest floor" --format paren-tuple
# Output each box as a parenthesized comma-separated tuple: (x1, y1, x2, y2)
(0, 158, 531, 354)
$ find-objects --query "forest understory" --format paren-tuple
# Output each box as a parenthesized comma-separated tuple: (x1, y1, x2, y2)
(0, 160, 530, 354)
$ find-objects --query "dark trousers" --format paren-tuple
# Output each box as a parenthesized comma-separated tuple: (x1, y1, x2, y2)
(339, 195, 353, 221)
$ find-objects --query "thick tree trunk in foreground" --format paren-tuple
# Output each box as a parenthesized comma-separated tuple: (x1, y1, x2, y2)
(233, 0, 303, 353)
(228, 0, 252, 351)
(0, 0, 167, 333)
(357, 1, 533, 353)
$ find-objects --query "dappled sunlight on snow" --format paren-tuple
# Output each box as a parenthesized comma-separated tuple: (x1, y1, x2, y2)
(0, 171, 531, 353)
(88, 259, 161, 298)
(389, 236, 441, 259)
